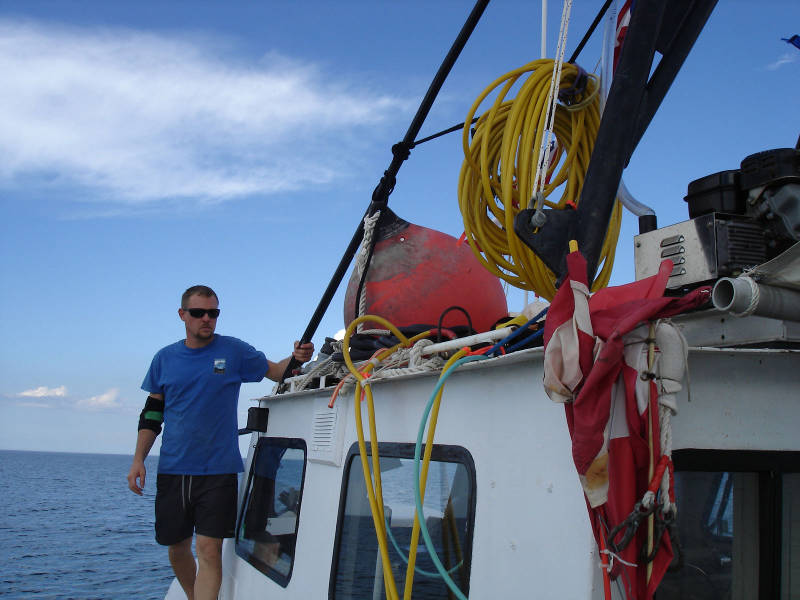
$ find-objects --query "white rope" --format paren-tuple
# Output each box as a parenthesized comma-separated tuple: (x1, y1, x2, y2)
(409, 338, 436, 368)
(638, 320, 680, 515)
(600, 548, 638, 570)
(289, 338, 349, 393)
(377, 360, 446, 379)
(289, 338, 447, 398)
(370, 340, 446, 379)
(354, 211, 382, 332)
(641, 490, 656, 510)
(532, 0, 573, 208)
(659, 403, 676, 515)
(739, 276, 761, 317)
(358, 329, 391, 336)
(291, 355, 351, 392)
(654, 319, 688, 515)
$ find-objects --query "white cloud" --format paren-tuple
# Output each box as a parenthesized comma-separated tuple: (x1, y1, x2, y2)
(767, 52, 798, 71)
(0, 19, 408, 207)
(76, 388, 122, 410)
(17, 401, 53, 409)
(18, 385, 67, 398)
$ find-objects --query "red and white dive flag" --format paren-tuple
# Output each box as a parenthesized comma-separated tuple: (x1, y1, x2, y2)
(543, 249, 711, 599)
(613, 0, 633, 71)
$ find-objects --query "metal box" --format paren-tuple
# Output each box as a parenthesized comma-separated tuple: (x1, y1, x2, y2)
(634, 214, 766, 289)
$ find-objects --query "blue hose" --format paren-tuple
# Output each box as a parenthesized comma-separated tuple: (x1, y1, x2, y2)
(384, 515, 463, 578)
(485, 306, 548, 356)
(506, 327, 545, 353)
(409, 306, 548, 597)
(414, 354, 487, 600)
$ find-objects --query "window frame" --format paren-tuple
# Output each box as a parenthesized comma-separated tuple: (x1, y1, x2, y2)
(668, 449, 800, 600)
(235, 436, 308, 588)
(328, 442, 477, 600)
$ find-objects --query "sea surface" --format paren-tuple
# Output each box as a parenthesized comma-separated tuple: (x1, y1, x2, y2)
(0, 449, 465, 599)
(1, 450, 175, 599)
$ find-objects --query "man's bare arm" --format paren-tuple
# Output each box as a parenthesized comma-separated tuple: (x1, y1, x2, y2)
(265, 342, 314, 381)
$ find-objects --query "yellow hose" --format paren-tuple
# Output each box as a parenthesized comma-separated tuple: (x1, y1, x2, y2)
(343, 315, 432, 600)
(458, 58, 621, 300)
(342, 315, 467, 600)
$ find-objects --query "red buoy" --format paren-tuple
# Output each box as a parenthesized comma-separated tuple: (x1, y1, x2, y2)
(344, 210, 508, 333)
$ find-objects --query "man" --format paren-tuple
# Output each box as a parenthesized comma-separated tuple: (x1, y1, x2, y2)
(126, 285, 313, 600)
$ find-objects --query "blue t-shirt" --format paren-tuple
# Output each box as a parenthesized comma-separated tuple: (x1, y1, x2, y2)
(142, 334, 269, 475)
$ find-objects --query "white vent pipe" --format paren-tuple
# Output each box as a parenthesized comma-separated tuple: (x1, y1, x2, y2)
(712, 276, 800, 322)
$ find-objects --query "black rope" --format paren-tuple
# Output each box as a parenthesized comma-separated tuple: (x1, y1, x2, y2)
(412, 117, 480, 147)
(568, 0, 614, 64)
(436, 306, 475, 342)
(558, 64, 589, 104)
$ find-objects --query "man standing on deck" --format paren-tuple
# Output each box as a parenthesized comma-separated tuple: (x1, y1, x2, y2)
(126, 285, 314, 600)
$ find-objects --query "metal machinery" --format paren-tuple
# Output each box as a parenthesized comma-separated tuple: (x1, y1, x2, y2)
(635, 147, 800, 289)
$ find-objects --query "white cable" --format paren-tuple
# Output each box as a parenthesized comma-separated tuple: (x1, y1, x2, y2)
(618, 178, 656, 218)
(533, 0, 573, 207)
(420, 327, 515, 356)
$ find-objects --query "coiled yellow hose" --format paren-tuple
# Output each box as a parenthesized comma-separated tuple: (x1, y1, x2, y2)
(458, 59, 621, 300)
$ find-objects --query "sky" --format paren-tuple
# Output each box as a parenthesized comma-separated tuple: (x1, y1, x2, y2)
(1, 0, 798, 457)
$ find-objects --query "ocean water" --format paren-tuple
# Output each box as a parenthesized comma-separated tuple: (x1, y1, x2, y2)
(1, 450, 174, 599)
(1, 449, 468, 599)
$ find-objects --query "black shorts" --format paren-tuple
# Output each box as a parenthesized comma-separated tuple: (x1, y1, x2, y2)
(155, 473, 238, 546)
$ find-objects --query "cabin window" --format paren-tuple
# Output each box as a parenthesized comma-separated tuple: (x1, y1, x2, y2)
(235, 437, 307, 588)
(330, 443, 476, 600)
(656, 450, 799, 600)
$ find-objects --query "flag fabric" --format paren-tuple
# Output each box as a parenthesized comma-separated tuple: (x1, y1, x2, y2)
(613, 0, 633, 71)
(543, 249, 595, 403)
(543, 253, 711, 599)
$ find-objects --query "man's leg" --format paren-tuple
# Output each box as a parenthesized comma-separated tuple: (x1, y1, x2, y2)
(194, 535, 223, 600)
(192, 473, 237, 600)
(156, 474, 196, 598)
(168, 536, 196, 600)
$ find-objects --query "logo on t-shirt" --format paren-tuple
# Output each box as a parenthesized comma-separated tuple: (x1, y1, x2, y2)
(214, 358, 226, 374)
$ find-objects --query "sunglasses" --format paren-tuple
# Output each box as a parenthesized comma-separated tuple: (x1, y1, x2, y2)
(183, 308, 220, 319)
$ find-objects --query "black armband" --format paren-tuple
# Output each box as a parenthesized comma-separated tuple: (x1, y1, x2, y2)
(138, 395, 165, 435)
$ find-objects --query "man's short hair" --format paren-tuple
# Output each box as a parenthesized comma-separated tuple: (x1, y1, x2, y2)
(181, 285, 219, 308)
